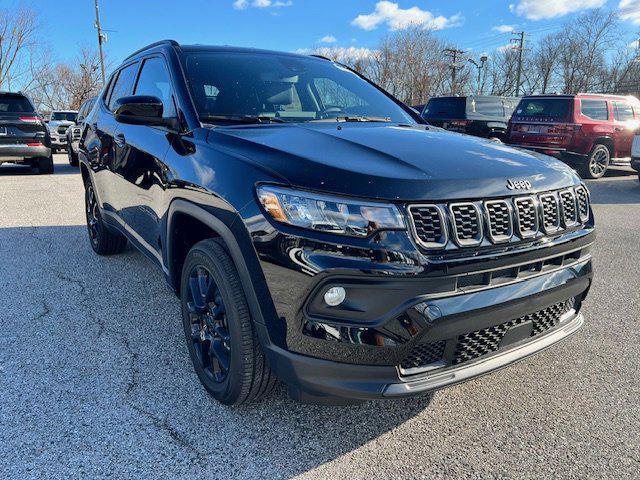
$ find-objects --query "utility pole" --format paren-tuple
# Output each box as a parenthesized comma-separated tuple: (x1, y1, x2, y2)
(94, 0, 106, 85)
(468, 55, 488, 95)
(444, 48, 465, 95)
(511, 31, 526, 96)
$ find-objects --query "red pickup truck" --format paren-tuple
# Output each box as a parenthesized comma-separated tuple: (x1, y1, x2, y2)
(507, 93, 640, 179)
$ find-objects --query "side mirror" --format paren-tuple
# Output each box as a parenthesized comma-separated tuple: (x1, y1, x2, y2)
(114, 95, 169, 127)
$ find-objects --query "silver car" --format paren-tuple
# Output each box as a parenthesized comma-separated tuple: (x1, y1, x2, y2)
(46, 110, 78, 152)
(66, 98, 96, 166)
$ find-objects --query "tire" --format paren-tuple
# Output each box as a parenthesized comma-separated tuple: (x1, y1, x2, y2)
(68, 148, 78, 166)
(84, 179, 127, 255)
(180, 238, 277, 405)
(579, 144, 610, 179)
(37, 155, 54, 174)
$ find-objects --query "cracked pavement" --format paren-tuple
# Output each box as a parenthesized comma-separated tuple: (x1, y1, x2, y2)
(1, 155, 639, 479)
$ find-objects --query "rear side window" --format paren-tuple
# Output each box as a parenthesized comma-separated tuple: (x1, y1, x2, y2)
(514, 98, 572, 120)
(423, 97, 466, 118)
(0, 95, 34, 113)
(580, 99, 608, 120)
(613, 101, 634, 121)
(134, 57, 176, 118)
(107, 62, 139, 112)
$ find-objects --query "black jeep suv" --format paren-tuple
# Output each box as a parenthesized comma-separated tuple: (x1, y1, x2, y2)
(78, 41, 594, 405)
(0, 91, 53, 174)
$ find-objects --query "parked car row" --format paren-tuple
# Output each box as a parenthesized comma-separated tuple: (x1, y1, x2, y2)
(420, 93, 640, 179)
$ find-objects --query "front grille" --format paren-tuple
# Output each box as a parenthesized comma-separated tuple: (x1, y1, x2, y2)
(450, 203, 482, 246)
(575, 186, 590, 222)
(408, 205, 447, 248)
(539, 194, 560, 233)
(407, 185, 590, 250)
(452, 299, 573, 365)
(559, 189, 578, 226)
(400, 341, 445, 370)
(485, 200, 512, 242)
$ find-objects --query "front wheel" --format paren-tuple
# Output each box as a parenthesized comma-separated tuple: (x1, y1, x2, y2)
(579, 144, 610, 179)
(180, 238, 277, 405)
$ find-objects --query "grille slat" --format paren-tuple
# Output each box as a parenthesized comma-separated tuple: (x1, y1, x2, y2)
(408, 205, 447, 248)
(514, 197, 538, 238)
(450, 203, 482, 246)
(484, 200, 513, 243)
(559, 189, 578, 227)
(400, 341, 445, 370)
(575, 186, 590, 222)
(540, 193, 560, 233)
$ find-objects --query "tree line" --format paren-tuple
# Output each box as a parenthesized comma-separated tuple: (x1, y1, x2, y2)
(0, 7, 106, 112)
(312, 9, 640, 106)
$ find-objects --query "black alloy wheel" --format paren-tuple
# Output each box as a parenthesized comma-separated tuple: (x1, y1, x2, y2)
(186, 265, 231, 383)
(83, 179, 127, 255)
(86, 183, 100, 248)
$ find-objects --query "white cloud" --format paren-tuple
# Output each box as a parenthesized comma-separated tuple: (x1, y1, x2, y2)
(619, 0, 640, 24)
(296, 47, 378, 64)
(510, 0, 605, 20)
(320, 35, 337, 44)
(233, 0, 292, 10)
(351, 1, 463, 31)
(497, 43, 519, 53)
(492, 24, 515, 33)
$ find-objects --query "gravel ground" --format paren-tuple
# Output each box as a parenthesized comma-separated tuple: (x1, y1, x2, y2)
(1, 155, 638, 479)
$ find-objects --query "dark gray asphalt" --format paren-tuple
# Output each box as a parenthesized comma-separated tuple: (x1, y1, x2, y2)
(1, 156, 638, 479)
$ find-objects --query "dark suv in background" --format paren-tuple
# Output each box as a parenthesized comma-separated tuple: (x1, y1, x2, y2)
(0, 91, 53, 174)
(421, 95, 519, 141)
(79, 40, 594, 405)
(507, 94, 640, 179)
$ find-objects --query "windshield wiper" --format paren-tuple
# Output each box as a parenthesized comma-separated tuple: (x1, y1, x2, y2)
(312, 115, 392, 123)
(200, 114, 286, 125)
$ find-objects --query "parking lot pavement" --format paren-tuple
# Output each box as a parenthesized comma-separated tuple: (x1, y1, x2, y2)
(1, 155, 639, 479)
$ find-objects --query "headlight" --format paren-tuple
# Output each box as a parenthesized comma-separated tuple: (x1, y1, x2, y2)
(257, 185, 406, 237)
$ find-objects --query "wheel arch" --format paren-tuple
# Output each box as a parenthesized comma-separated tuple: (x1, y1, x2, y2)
(592, 136, 614, 156)
(166, 199, 278, 329)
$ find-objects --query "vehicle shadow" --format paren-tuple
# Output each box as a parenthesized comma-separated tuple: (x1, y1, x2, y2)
(0, 161, 80, 176)
(1, 224, 434, 478)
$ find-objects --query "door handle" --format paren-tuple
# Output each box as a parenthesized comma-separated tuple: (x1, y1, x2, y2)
(614, 127, 624, 132)
(114, 133, 126, 148)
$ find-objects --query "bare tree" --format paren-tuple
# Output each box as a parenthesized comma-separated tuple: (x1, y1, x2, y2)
(0, 7, 40, 89)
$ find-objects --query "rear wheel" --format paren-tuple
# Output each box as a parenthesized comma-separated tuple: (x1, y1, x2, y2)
(84, 179, 127, 255)
(579, 144, 610, 179)
(36, 155, 54, 174)
(180, 238, 277, 405)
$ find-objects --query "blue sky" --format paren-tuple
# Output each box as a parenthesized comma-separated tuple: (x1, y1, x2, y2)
(17, 0, 640, 66)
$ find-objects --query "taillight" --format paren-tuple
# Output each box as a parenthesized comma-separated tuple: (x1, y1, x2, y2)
(19, 116, 40, 124)
(449, 120, 471, 127)
(27, 142, 42, 147)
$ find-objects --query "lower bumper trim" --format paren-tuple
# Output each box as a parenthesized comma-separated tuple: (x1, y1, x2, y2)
(383, 311, 583, 396)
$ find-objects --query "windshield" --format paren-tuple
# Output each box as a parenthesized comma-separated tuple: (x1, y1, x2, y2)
(0, 95, 34, 113)
(181, 51, 415, 124)
(51, 112, 78, 122)
(514, 98, 572, 120)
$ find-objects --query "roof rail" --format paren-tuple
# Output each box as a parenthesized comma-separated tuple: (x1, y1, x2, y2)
(124, 39, 180, 61)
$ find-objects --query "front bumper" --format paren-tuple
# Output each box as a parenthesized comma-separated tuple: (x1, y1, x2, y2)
(0, 144, 51, 161)
(50, 134, 67, 148)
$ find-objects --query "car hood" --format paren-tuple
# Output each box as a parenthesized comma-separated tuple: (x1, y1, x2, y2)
(207, 123, 580, 201)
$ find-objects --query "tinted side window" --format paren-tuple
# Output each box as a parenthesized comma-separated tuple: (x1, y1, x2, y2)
(107, 62, 139, 112)
(134, 57, 176, 118)
(580, 99, 608, 120)
(470, 98, 505, 117)
(613, 101, 634, 121)
(423, 97, 466, 118)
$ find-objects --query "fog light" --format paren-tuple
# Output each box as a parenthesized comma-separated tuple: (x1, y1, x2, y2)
(324, 286, 346, 307)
